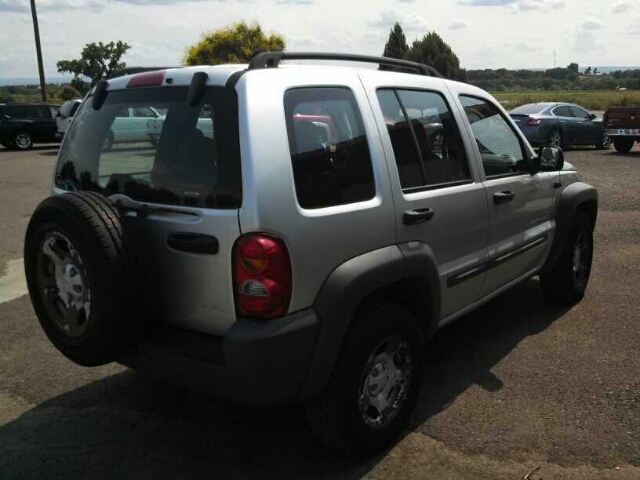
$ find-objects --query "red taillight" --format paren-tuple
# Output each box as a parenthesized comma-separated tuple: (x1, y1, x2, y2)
(525, 117, 543, 126)
(233, 234, 292, 319)
(127, 71, 165, 88)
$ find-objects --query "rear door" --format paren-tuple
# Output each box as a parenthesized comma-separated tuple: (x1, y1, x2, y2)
(111, 107, 132, 142)
(553, 105, 579, 144)
(131, 106, 157, 143)
(362, 74, 489, 320)
(54, 85, 243, 335)
(456, 94, 553, 296)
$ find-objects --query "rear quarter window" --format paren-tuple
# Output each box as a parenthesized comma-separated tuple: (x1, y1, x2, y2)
(284, 87, 375, 209)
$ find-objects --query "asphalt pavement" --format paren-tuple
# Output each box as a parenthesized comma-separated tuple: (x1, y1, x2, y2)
(1, 143, 639, 480)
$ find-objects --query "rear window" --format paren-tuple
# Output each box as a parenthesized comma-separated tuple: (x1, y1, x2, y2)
(55, 86, 241, 209)
(510, 104, 548, 115)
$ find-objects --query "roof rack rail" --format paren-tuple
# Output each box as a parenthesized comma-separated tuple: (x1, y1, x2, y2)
(108, 67, 180, 79)
(248, 52, 443, 78)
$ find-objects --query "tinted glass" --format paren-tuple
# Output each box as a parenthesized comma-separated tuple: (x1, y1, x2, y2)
(378, 89, 470, 190)
(554, 106, 572, 117)
(510, 104, 548, 115)
(460, 95, 527, 176)
(284, 87, 375, 209)
(569, 106, 590, 119)
(26, 106, 41, 118)
(6, 106, 27, 118)
(56, 87, 241, 209)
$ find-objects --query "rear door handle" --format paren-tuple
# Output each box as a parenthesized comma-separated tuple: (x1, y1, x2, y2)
(493, 190, 515, 204)
(167, 233, 219, 255)
(403, 208, 435, 226)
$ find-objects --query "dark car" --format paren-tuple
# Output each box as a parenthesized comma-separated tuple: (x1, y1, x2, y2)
(0, 103, 61, 150)
(509, 102, 611, 150)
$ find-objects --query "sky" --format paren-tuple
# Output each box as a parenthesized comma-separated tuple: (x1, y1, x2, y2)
(0, 0, 639, 79)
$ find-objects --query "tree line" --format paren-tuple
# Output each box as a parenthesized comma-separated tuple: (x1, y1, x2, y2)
(5, 21, 638, 103)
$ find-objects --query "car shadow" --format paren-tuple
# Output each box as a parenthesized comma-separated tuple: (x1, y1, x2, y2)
(0, 278, 570, 479)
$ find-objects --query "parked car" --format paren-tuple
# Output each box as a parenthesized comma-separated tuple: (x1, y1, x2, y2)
(24, 53, 598, 455)
(101, 106, 163, 151)
(55, 99, 82, 140)
(603, 106, 640, 153)
(0, 102, 60, 150)
(509, 102, 610, 150)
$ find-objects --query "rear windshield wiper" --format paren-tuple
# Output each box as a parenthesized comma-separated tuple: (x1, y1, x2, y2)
(109, 194, 199, 219)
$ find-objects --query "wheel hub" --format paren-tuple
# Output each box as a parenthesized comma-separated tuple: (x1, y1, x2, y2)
(38, 231, 91, 337)
(359, 337, 412, 429)
(16, 134, 31, 149)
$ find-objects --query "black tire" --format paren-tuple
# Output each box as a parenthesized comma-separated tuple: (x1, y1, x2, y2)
(595, 132, 611, 150)
(540, 212, 593, 305)
(613, 137, 635, 154)
(305, 303, 424, 456)
(102, 131, 114, 152)
(24, 191, 140, 366)
(12, 130, 33, 150)
(547, 129, 563, 148)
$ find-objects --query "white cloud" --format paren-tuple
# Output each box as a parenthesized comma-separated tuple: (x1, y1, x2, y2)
(459, 0, 565, 11)
(274, 0, 314, 4)
(612, 0, 635, 13)
(580, 17, 604, 30)
(448, 19, 470, 30)
(368, 9, 428, 31)
(628, 18, 640, 34)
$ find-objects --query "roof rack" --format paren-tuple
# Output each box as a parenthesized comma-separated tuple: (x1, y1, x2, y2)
(248, 52, 443, 78)
(108, 67, 180, 79)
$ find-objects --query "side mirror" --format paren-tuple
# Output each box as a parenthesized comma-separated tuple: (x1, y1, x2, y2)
(589, 113, 596, 120)
(532, 145, 564, 172)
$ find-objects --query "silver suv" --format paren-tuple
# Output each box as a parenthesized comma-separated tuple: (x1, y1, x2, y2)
(24, 52, 597, 455)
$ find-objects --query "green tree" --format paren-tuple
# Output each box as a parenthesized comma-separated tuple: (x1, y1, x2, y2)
(584, 66, 592, 75)
(57, 41, 131, 93)
(567, 62, 579, 73)
(406, 32, 464, 80)
(383, 22, 409, 60)
(184, 22, 285, 66)
(60, 85, 81, 101)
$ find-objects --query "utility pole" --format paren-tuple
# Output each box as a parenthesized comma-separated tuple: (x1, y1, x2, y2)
(30, 0, 47, 102)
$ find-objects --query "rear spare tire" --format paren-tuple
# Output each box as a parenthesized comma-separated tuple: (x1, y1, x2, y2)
(24, 191, 139, 366)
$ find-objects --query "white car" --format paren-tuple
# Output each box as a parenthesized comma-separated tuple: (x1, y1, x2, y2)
(55, 99, 82, 140)
(102, 106, 163, 151)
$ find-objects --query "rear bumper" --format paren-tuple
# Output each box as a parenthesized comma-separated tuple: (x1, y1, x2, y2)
(120, 309, 320, 405)
(605, 128, 640, 138)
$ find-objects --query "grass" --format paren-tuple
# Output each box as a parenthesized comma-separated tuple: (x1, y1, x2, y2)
(492, 90, 640, 111)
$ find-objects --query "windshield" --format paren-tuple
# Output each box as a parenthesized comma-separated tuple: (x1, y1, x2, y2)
(56, 86, 241, 209)
(509, 104, 548, 115)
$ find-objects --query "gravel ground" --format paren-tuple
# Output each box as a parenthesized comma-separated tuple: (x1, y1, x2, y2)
(1, 144, 639, 479)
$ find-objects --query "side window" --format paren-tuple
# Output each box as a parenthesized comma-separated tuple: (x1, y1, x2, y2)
(460, 95, 528, 177)
(27, 106, 42, 118)
(377, 88, 470, 190)
(554, 106, 572, 117)
(569, 106, 590, 120)
(284, 87, 375, 209)
(115, 108, 130, 118)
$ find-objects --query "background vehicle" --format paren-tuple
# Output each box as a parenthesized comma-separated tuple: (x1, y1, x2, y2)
(603, 106, 639, 153)
(102, 106, 163, 151)
(24, 53, 597, 456)
(509, 102, 610, 150)
(55, 99, 82, 140)
(0, 102, 60, 150)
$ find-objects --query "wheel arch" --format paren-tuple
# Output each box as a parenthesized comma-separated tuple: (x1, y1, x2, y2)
(300, 244, 441, 400)
(542, 181, 598, 273)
